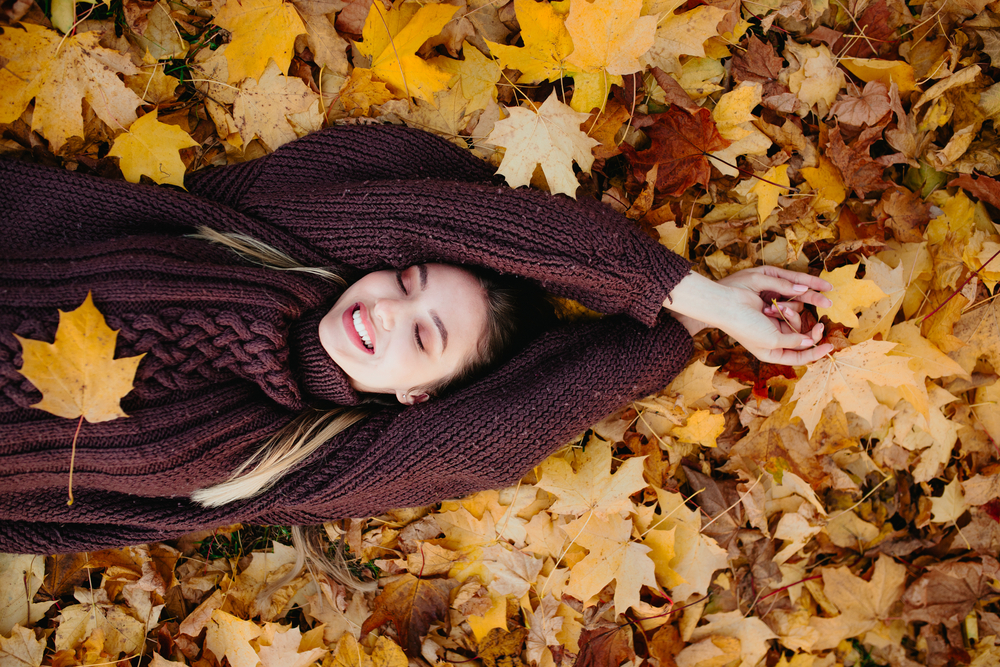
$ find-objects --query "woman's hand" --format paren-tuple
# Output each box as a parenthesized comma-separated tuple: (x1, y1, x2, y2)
(664, 267, 834, 365)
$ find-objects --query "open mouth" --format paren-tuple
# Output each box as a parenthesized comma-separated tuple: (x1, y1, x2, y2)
(350, 304, 374, 353)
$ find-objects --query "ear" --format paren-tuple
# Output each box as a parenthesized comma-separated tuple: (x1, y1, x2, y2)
(396, 390, 430, 406)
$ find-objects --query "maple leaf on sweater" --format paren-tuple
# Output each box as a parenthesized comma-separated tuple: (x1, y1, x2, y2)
(0, 24, 143, 152)
(622, 106, 730, 196)
(108, 110, 199, 189)
(486, 92, 598, 198)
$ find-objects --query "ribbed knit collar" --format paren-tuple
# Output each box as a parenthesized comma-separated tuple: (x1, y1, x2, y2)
(289, 306, 361, 406)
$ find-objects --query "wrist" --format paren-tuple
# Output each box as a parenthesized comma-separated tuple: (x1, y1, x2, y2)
(662, 272, 733, 330)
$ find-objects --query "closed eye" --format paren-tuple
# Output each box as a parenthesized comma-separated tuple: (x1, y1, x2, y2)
(395, 269, 407, 295)
(414, 324, 424, 351)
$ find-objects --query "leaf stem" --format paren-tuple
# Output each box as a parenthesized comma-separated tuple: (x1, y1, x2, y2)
(67, 414, 84, 506)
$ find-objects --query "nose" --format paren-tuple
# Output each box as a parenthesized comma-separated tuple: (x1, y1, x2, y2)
(372, 298, 403, 331)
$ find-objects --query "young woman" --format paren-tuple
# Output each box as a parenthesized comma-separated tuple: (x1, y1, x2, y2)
(0, 125, 831, 555)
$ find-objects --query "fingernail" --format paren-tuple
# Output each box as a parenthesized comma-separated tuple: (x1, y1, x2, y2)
(793, 284, 808, 292)
(802, 338, 814, 346)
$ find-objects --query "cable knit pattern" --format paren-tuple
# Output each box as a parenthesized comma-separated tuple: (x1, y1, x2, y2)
(0, 125, 693, 554)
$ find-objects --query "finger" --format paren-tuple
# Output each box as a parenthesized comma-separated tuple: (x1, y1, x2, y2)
(774, 331, 820, 350)
(792, 290, 833, 309)
(761, 266, 833, 292)
(777, 304, 802, 332)
(766, 343, 835, 366)
(748, 274, 827, 302)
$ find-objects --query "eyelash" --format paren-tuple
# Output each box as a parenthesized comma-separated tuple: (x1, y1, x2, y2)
(396, 270, 425, 351)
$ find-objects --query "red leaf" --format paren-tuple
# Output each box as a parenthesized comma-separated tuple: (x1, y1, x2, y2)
(721, 349, 796, 400)
(622, 106, 730, 196)
(949, 173, 1000, 210)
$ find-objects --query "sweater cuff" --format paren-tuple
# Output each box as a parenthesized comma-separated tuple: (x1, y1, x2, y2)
(289, 307, 361, 406)
(634, 246, 692, 326)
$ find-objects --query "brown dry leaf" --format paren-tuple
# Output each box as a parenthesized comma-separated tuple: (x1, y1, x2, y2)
(360, 574, 455, 657)
(14, 293, 143, 423)
(487, 92, 599, 197)
(830, 81, 892, 127)
(728, 401, 829, 487)
(949, 297, 1000, 374)
(575, 626, 635, 667)
(478, 627, 528, 667)
(827, 125, 890, 198)
(902, 557, 1000, 627)
(523, 596, 563, 665)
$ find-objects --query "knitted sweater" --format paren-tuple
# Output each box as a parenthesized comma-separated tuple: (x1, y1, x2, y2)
(0, 125, 692, 554)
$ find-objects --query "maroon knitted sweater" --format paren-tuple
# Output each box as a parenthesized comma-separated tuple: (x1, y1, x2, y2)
(0, 126, 692, 554)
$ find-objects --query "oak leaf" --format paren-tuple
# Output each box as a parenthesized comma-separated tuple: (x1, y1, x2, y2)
(816, 263, 889, 328)
(108, 110, 198, 188)
(355, 0, 459, 102)
(15, 293, 144, 422)
(562, 513, 659, 615)
(486, 92, 598, 198)
(213, 0, 307, 84)
(622, 106, 730, 196)
(0, 24, 143, 152)
(789, 340, 918, 437)
(535, 439, 647, 516)
(360, 574, 455, 657)
(485, 0, 573, 85)
(563, 0, 656, 112)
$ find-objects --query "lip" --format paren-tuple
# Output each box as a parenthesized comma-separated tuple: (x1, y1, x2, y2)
(342, 302, 375, 355)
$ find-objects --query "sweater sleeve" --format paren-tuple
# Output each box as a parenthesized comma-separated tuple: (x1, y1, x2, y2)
(232, 179, 690, 326)
(265, 312, 694, 524)
(185, 125, 495, 209)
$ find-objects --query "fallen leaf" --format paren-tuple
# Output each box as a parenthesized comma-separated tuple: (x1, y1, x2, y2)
(213, 0, 307, 84)
(790, 340, 918, 436)
(622, 105, 730, 196)
(356, 0, 459, 102)
(360, 574, 455, 657)
(644, 0, 728, 77)
(234, 60, 322, 151)
(0, 625, 45, 667)
(816, 263, 889, 328)
(830, 81, 892, 127)
(0, 24, 143, 151)
(486, 92, 599, 197)
(536, 439, 647, 516)
(486, 0, 573, 85)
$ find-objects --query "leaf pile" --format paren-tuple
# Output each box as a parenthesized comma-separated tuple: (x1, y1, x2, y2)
(3, 0, 1000, 663)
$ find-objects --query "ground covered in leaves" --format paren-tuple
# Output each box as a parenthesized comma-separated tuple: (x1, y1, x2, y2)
(2, 0, 1000, 664)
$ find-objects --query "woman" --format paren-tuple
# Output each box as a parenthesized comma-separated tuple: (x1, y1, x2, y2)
(0, 125, 831, 555)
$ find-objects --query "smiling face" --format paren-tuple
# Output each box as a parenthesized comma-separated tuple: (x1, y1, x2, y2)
(318, 264, 490, 404)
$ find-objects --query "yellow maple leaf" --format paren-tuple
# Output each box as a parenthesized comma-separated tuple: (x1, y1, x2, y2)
(750, 164, 790, 222)
(339, 68, 395, 115)
(673, 409, 725, 447)
(643, 0, 728, 77)
(205, 611, 263, 667)
(816, 263, 888, 327)
(562, 513, 659, 615)
(535, 440, 647, 516)
(108, 110, 198, 188)
(213, 0, 307, 84)
(355, 0, 459, 102)
(848, 257, 907, 343)
(432, 46, 500, 114)
(0, 24, 143, 152)
(0, 625, 45, 667)
(329, 633, 407, 667)
(15, 293, 144, 423)
(563, 0, 656, 112)
(486, 92, 599, 198)
(486, 0, 573, 85)
(789, 340, 917, 437)
(233, 60, 322, 151)
(800, 155, 848, 213)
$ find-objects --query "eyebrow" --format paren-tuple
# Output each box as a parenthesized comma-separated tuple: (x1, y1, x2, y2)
(418, 265, 447, 353)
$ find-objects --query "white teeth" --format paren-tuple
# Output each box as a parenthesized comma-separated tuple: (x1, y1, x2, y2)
(353, 309, 372, 349)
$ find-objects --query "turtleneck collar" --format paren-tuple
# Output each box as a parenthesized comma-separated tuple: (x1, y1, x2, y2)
(289, 305, 362, 406)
